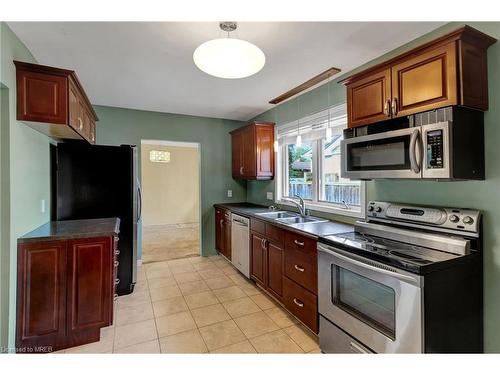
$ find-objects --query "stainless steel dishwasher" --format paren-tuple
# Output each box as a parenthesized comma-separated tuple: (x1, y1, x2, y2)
(231, 214, 250, 278)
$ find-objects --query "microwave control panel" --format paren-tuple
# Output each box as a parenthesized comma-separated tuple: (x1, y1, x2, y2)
(426, 129, 444, 169)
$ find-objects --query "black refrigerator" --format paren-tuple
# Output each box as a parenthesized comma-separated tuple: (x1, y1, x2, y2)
(50, 141, 140, 296)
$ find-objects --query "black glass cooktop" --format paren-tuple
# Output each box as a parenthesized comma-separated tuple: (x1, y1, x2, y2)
(320, 231, 461, 274)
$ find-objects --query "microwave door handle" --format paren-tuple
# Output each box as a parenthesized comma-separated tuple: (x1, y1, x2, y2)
(409, 129, 422, 174)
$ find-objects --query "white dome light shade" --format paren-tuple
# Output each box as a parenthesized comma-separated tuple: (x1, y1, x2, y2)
(193, 38, 265, 79)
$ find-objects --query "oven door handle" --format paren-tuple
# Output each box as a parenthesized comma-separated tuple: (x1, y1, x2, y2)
(318, 244, 419, 284)
(409, 129, 422, 174)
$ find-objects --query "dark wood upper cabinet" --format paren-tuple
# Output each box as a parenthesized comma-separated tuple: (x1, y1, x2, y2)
(343, 26, 496, 128)
(391, 42, 457, 118)
(231, 121, 275, 180)
(15, 60, 98, 144)
(347, 68, 392, 128)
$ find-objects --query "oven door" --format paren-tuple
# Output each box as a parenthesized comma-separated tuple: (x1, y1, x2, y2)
(341, 127, 423, 179)
(318, 243, 423, 353)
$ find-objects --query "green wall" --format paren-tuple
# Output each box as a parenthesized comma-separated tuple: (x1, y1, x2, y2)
(93, 105, 246, 258)
(249, 22, 500, 352)
(0, 23, 51, 351)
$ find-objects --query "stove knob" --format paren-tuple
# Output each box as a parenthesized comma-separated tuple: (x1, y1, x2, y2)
(367, 206, 374, 212)
(375, 206, 382, 213)
(463, 216, 474, 225)
(449, 214, 459, 223)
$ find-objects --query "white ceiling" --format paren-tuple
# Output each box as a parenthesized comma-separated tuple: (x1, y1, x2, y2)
(9, 22, 445, 121)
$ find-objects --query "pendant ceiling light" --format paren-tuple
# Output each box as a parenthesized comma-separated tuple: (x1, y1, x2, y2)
(193, 22, 266, 79)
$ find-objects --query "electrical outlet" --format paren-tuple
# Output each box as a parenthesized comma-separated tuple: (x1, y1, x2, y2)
(40, 199, 46, 213)
(227, 189, 233, 198)
(266, 192, 273, 200)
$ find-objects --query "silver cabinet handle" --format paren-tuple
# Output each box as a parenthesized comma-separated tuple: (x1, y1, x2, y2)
(115, 278, 120, 285)
(294, 264, 305, 272)
(294, 239, 304, 247)
(114, 260, 119, 267)
(383, 99, 391, 117)
(293, 298, 304, 308)
(240, 166, 244, 175)
(391, 98, 398, 116)
(409, 129, 422, 174)
(77, 117, 83, 130)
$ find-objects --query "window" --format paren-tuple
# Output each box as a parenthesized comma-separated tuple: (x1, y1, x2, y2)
(276, 104, 364, 218)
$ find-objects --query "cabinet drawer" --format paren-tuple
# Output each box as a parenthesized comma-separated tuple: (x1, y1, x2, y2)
(250, 218, 266, 235)
(285, 232, 316, 256)
(284, 246, 317, 294)
(265, 223, 284, 245)
(283, 276, 318, 333)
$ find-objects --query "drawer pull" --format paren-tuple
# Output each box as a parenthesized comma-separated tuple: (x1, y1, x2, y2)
(77, 117, 83, 130)
(294, 239, 305, 247)
(115, 278, 120, 285)
(294, 264, 305, 272)
(114, 260, 119, 267)
(293, 298, 304, 308)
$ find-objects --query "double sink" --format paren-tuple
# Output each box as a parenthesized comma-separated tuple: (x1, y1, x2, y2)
(254, 211, 328, 226)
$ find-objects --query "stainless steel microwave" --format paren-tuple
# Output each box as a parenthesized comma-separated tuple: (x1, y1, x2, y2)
(341, 116, 485, 180)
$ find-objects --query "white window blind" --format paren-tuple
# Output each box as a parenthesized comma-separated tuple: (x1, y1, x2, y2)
(276, 103, 347, 145)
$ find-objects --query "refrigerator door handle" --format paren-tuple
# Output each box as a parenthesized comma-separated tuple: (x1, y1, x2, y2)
(137, 182, 142, 223)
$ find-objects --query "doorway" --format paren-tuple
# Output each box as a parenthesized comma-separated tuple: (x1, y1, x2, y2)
(140, 140, 201, 264)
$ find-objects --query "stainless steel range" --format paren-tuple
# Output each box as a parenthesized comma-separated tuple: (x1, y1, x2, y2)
(317, 201, 483, 353)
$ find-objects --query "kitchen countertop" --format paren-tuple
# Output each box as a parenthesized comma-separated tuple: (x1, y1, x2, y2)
(18, 218, 121, 243)
(214, 202, 354, 239)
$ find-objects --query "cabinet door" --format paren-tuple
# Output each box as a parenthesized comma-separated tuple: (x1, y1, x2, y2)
(242, 126, 256, 177)
(255, 125, 274, 179)
(16, 69, 68, 124)
(250, 232, 266, 286)
(68, 79, 82, 133)
(347, 68, 392, 128)
(391, 42, 457, 118)
(266, 242, 284, 301)
(16, 241, 67, 351)
(231, 132, 244, 178)
(222, 213, 232, 260)
(215, 209, 224, 252)
(67, 237, 113, 336)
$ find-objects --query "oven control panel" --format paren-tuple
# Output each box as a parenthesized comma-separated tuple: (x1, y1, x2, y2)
(426, 129, 444, 169)
(367, 201, 481, 234)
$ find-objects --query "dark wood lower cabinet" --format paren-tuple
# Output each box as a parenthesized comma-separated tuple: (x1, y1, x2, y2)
(16, 241, 67, 352)
(249, 217, 319, 333)
(66, 238, 113, 340)
(16, 236, 116, 353)
(215, 208, 231, 260)
(266, 242, 284, 301)
(250, 232, 266, 286)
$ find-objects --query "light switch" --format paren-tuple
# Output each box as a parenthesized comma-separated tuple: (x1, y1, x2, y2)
(266, 192, 273, 200)
(40, 199, 46, 213)
(227, 190, 233, 198)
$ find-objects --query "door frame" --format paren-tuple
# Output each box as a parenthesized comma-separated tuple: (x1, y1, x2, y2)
(140, 139, 202, 260)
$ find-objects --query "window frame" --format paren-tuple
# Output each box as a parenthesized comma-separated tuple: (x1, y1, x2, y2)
(275, 109, 366, 219)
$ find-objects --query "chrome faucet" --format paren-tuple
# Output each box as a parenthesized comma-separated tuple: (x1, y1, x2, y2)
(284, 195, 307, 217)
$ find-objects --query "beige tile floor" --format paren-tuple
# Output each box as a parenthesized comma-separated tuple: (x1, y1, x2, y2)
(58, 254, 320, 354)
(142, 223, 199, 263)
